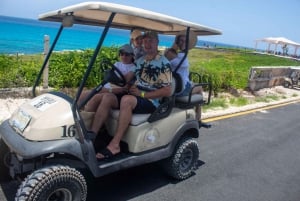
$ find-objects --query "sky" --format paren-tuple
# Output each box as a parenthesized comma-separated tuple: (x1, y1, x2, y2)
(1, 0, 300, 49)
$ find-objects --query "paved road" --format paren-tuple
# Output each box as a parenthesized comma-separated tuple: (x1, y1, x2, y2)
(1, 102, 300, 201)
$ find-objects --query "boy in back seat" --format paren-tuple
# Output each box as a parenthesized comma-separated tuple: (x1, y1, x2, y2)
(165, 31, 210, 128)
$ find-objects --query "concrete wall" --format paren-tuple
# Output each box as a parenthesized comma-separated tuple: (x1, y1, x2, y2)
(248, 66, 300, 91)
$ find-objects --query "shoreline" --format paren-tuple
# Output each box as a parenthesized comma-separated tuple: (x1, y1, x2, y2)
(1, 15, 253, 55)
(1, 45, 255, 56)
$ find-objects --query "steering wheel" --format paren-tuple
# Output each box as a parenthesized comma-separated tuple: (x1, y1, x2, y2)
(78, 61, 127, 109)
(101, 61, 127, 87)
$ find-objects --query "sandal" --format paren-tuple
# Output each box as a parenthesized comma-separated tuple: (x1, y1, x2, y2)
(96, 147, 119, 161)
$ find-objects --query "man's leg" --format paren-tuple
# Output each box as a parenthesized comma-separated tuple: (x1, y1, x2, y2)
(195, 105, 201, 121)
(89, 93, 119, 134)
(77, 90, 91, 108)
(192, 86, 203, 121)
(193, 86, 211, 128)
(96, 95, 137, 158)
(84, 93, 104, 112)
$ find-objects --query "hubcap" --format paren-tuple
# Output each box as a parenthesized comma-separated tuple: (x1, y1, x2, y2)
(180, 149, 193, 171)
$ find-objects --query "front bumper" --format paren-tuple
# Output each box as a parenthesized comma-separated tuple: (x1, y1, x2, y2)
(0, 120, 83, 159)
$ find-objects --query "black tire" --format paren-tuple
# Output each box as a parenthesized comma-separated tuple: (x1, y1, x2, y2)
(162, 137, 199, 180)
(15, 165, 87, 201)
(0, 138, 11, 182)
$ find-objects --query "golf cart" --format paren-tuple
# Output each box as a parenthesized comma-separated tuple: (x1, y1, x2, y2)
(283, 67, 300, 88)
(0, 2, 221, 200)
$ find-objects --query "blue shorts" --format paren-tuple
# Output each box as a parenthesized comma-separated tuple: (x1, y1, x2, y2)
(133, 96, 156, 114)
(117, 94, 156, 114)
(177, 82, 192, 97)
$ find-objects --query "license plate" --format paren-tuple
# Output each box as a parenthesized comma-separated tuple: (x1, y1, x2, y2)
(10, 110, 32, 132)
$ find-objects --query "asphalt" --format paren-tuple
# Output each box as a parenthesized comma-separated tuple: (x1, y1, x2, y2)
(202, 96, 300, 122)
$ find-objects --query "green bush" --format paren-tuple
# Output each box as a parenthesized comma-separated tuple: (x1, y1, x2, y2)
(0, 54, 42, 88)
(47, 47, 119, 89)
(1, 47, 300, 94)
(0, 47, 119, 89)
(189, 48, 300, 94)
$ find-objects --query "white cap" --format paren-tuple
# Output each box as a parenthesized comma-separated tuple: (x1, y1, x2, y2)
(131, 30, 142, 39)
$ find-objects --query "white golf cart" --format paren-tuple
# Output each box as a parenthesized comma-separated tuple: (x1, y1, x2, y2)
(0, 2, 221, 200)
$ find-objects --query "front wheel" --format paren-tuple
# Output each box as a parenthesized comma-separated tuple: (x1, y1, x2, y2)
(162, 137, 199, 180)
(15, 165, 87, 201)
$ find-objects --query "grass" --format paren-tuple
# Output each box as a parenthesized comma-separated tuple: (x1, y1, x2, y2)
(203, 96, 251, 111)
(188, 48, 300, 91)
(229, 97, 249, 106)
(203, 87, 299, 111)
(203, 98, 229, 112)
(2, 47, 300, 90)
(255, 95, 280, 103)
(2, 47, 300, 106)
(187, 47, 300, 110)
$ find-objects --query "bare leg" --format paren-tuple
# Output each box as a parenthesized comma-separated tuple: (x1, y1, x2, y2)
(195, 105, 201, 121)
(84, 93, 110, 112)
(193, 86, 211, 128)
(84, 93, 104, 112)
(77, 90, 91, 108)
(192, 86, 203, 121)
(97, 95, 137, 157)
(89, 93, 119, 134)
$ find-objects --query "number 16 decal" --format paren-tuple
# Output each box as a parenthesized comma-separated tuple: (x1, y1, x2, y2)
(61, 125, 76, 137)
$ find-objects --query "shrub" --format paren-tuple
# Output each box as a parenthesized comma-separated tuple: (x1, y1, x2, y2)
(1, 47, 300, 94)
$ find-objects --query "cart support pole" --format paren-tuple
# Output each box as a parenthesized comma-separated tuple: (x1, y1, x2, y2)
(43, 35, 49, 89)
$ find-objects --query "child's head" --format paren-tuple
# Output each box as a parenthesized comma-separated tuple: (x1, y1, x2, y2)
(130, 30, 143, 48)
(119, 44, 134, 63)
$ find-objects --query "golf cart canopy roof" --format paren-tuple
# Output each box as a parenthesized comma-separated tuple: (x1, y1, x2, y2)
(39, 1, 222, 36)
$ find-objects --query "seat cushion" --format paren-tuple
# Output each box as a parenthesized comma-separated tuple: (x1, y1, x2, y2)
(175, 94, 203, 104)
(110, 110, 151, 126)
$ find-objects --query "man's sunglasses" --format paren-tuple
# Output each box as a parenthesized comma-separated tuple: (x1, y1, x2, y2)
(119, 52, 132, 57)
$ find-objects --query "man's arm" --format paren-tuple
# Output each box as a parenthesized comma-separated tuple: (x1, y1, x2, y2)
(129, 84, 172, 99)
(143, 85, 172, 99)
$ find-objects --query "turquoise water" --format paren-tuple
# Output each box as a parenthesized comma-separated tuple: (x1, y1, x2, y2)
(0, 15, 236, 54)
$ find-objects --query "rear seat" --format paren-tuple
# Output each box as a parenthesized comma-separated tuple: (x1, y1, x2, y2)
(109, 110, 150, 126)
(173, 71, 211, 109)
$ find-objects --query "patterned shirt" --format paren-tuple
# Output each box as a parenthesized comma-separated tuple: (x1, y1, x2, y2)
(134, 54, 172, 107)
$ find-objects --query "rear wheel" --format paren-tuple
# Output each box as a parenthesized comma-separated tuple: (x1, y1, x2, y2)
(162, 137, 199, 180)
(15, 165, 87, 201)
(0, 138, 11, 182)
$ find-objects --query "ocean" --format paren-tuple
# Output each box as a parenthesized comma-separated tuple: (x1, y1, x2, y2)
(0, 15, 238, 55)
